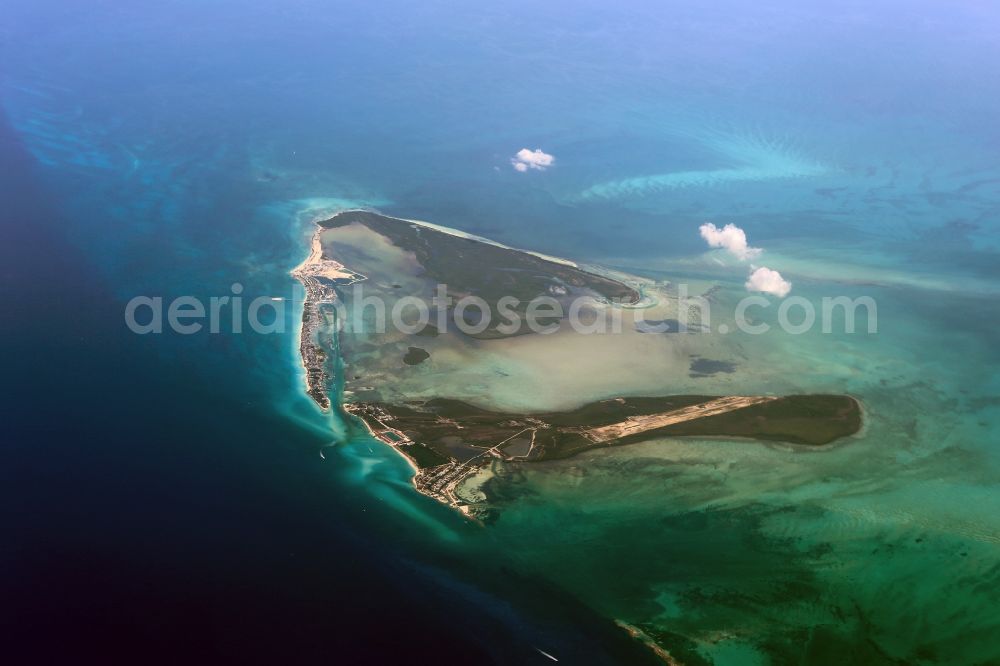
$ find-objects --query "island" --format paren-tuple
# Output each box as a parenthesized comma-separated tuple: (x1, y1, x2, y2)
(347, 394, 860, 517)
(291, 209, 646, 407)
(290, 215, 366, 409)
(292, 209, 862, 519)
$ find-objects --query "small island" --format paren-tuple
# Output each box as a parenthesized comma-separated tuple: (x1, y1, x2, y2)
(347, 394, 861, 516)
(291, 209, 642, 407)
(290, 217, 366, 409)
(293, 210, 862, 519)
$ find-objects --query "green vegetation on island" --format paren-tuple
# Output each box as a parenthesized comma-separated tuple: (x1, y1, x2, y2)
(347, 394, 862, 513)
(319, 210, 640, 338)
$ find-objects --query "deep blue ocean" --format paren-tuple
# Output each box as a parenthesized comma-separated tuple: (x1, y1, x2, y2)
(3, 1, 1000, 663)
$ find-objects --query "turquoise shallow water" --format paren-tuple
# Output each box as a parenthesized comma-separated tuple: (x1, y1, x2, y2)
(4, 1, 1000, 662)
(479, 285, 1000, 661)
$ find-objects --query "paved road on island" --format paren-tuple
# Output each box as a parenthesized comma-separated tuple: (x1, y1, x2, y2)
(583, 395, 778, 443)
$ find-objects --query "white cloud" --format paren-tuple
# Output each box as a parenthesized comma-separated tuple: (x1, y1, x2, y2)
(745, 266, 792, 297)
(696, 222, 790, 297)
(511, 148, 555, 172)
(699, 222, 762, 261)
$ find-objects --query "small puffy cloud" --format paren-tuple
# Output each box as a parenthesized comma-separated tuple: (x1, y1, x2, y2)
(745, 266, 792, 297)
(699, 222, 762, 261)
(511, 148, 555, 172)
(697, 222, 788, 296)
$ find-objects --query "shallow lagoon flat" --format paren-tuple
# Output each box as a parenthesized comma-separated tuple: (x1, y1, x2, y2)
(298, 210, 1000, 663)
